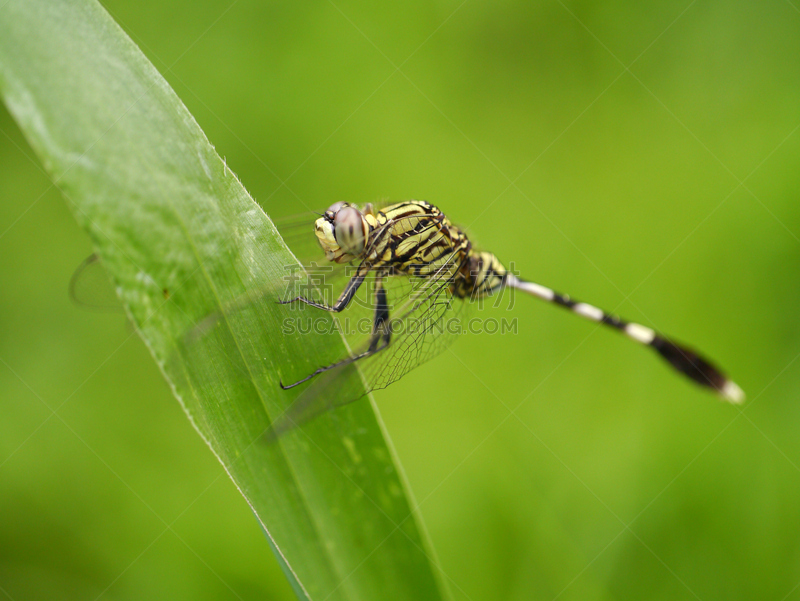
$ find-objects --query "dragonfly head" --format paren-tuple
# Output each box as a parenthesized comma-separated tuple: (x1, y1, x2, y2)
(315, 202, 369, 263)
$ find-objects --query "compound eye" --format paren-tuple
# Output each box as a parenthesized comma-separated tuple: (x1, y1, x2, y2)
(333, 206, 366, 255)
(325, 201, 346, 217)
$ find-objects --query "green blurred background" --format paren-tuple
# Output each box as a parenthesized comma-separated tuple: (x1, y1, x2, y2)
(2, 1, 799, 599)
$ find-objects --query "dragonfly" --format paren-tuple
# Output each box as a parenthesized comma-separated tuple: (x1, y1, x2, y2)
(70, 200, 744, 440)
(278, 199, 744, 406)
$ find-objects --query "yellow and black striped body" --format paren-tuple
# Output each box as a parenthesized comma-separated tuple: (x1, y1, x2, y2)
(362, 200, 507, 300)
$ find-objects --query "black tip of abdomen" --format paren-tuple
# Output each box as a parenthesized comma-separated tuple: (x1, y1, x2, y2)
(650, 336, 727, 392)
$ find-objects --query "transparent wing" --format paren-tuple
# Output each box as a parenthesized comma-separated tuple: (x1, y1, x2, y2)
(185, 207, 473, 440)
(267, 220, 472, 440)
(69, 253, 123, 312)
(358, 250, 470, 392)
(278, 208, 471, 387)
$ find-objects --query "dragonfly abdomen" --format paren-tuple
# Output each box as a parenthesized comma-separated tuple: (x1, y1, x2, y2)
(504, 274, 744, 402)
(453, 251, 508, 300)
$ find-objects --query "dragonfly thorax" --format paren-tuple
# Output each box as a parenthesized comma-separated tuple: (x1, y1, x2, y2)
(314, 200, 508, 300)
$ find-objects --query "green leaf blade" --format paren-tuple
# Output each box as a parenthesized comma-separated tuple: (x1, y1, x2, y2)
(0, 1, 447, 599)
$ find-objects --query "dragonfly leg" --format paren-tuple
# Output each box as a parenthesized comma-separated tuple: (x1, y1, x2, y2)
(280, 277, 392, 389)
(368, 279, 391, 351)
(280, 272, 366, 313)
(268, 286, 391, 439)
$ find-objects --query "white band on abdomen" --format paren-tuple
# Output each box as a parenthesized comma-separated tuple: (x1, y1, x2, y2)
(625, 323, 656, 345)
(572, 302, 604, 322)
(507, 275, 555, 301)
